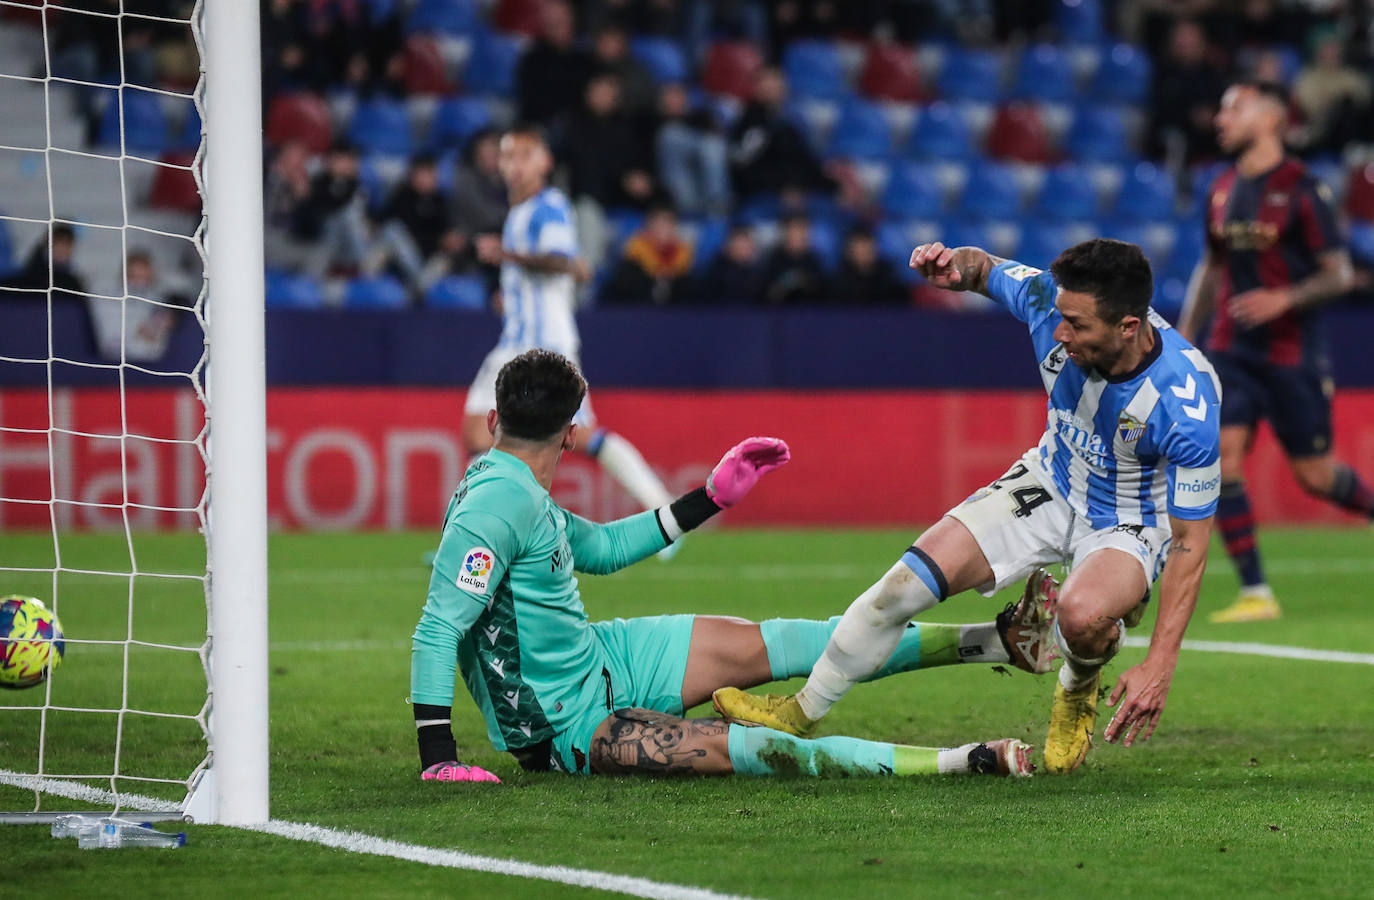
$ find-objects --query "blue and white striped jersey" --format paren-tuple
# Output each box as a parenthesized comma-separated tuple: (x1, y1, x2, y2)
(498, 187, 579, 355)
(986, 260, 1222, 529)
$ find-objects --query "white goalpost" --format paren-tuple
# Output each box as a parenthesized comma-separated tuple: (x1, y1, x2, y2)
(0, 0, 268, 826)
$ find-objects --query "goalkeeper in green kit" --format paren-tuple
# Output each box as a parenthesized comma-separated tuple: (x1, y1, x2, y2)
(410, 349, 1054, 780)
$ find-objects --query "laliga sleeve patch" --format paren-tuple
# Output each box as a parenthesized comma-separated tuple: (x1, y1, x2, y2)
(456, 547, 495, 595)
(1002, 264, 1043, 282)
(1172, 462, 1221, 509)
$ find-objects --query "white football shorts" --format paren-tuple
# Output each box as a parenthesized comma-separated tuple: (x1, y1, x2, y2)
(463, 342, 596, 427)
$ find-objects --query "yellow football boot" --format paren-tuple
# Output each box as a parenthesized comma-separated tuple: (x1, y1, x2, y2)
(1208, 586, 1281, 623)
(1043, 671, 1100, 774)
(711, 688, 817, 737)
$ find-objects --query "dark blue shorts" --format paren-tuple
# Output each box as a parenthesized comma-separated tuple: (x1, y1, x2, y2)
(1210, 351, 1333, 458)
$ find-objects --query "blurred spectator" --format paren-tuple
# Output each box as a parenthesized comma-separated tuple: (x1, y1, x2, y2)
(263, 140, 316, 273)
(294, 142, 371, 278)
(584, 0, 685, 36)
(694, 223, 766, 304)
(369, 154, 469, 296)
(832, 227, 907, 306)
(655, 83, 731, 217)
(450, 129, 509, 289)
(87, 250, 193, 363)
(516, 0, 594, 125)
(729, 67, 834, 198)
(590, 22, 658, 115)
(602, 203, 695, 305)
(1293, 29, 1371, 154)
(1146, 19, 1227, 163)
(761, 213, 827, 305)
(6, 225, 86, 299)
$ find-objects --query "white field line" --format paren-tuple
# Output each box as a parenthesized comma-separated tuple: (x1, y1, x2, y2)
(0, 769, 756, 900)
(1122, 636, 1374, 666)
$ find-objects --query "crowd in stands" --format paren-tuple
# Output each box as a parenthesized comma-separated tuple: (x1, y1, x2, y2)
(7, 0, 1374, 319)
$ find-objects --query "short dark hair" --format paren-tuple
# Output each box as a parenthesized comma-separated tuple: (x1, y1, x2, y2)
(502, 122, 549, 148)
(1233, 78, 1290, 109)
(1050, 238, 1153, 324)
(494, 349, 588, 441)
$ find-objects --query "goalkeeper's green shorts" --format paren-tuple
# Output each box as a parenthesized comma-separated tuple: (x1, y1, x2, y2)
(515, 613, 695, 775)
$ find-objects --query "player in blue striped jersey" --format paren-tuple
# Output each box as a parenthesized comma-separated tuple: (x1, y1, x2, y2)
(715, 238, 1221, 773)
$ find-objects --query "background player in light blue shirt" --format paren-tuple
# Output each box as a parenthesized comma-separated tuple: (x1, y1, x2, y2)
(716, 239, 1221, 775)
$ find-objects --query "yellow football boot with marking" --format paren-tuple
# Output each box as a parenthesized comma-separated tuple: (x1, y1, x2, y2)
(1208, 585, 1280, 624)
(711, 688, 817, 737)
(1043, 671, 1100, 774)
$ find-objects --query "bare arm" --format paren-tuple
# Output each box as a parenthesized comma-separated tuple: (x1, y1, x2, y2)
(1104, 513, 1212, 746)
(1176, 251, 1221, 343)
(1230, 248, 1354, 328)
(908, 242, 1004, 294)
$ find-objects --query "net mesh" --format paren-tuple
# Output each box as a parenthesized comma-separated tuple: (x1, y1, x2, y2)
(0, 0, 211, 815)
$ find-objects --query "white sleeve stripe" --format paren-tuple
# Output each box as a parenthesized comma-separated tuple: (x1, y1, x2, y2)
(656, 506, 684, 542)
(415, 719, 451, 728)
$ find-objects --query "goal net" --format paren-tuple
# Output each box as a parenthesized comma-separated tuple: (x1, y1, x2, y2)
(0, 0, 267, 825)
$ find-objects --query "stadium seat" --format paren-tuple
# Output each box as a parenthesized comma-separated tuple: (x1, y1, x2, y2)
(809, 217, 842, 271)
(630, 37, 689, 85)
(985, 103, 1054, 163)
(348, 98, 413, 156)
(464, 29, 525, 95)
(1090, 44, 1151, 104)
(265, 271, 326, 309)
(1115, 162, 1177, 221)
(1055, 0, 1103, 42)
(1154, 276, 1187, 318)
(684, 217, 728, 273)
(703, 41, 763, 100)
(1017, 223, 1076, 268)
(908, 102, 974, 159)
(1167, 224, 1206, 279)
(960, 161, 1023, 221)
(98, 88, 169, 154)
(875, 221, 932, 282)
(266, 93, 333, 154)
(174, 101, 202, 152)
(939, 219, 992, 254)
(1065, 104, 1131, 162)
(1346, 163, 1374, 221)
(936, 50, 1004, 103)
(492, 0, 541, 36)
(147, 152, 201, 212)
(0, 213, 14, 279)
(881, 162, 946, 219)
(1013, 44, 1077, 103)
(784, 40, 848, 101)
(1349, 221, 1374, 265)
(345, 276, 410, 309)
(407, 0, 479, 35)
(858, 42, 926, 103)
(826, 98, 893, 160)
(1034, 163, 1100, 221)
(401, 34, 452, 95)
(425, 275, 489, 310)
(429, 97, 493, 151)
(786, 97, 840, 153)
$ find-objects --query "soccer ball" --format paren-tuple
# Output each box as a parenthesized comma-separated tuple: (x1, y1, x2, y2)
(0, 595, 65, 689)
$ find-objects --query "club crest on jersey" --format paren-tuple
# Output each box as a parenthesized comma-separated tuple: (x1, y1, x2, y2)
(1117, 412, 1146, 444)
(456, 547, 494, 594)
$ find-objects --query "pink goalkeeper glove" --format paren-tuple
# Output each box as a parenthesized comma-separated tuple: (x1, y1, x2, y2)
(421, 761, 501, 783)
(706, 437, 791, 508)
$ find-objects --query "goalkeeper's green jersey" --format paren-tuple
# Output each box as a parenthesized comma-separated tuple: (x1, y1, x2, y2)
(410, 449, 667, 751)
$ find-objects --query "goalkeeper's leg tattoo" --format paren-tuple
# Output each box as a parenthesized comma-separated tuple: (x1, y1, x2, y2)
(589, 709, 733, 776)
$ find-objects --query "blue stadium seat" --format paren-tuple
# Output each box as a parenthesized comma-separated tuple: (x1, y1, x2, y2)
(1349, 221, 1374, 265)
(1115, 162, 1177, 221)
(784, 97, 840, 153)
(875, 221, 927, 283)
(1013, 44, 1077, 103)
(1019, 222, 1088, 268)
(631, 37, 689, 85)
(826, 98, 893, 160)
(465, 29, 525, 95)
(98, 88, 169, 153)
(349, 98, 413, 156)
(174, 101, 202, 152)
(265, 272, 326, 310)
(783, 40, 847, 101)
(936, 50, 1004, 103)
(908, 102, 974, 160)
(345, 276, 410, 309)
(939, 219, 992, 253)
(960, 162, 1023, 220)
(0, 213, 15, 279)
(1065, 104, 1131, 162)
(685, 217, 728, 272)
(1055, 0, 1104, 42)
(425, 275, 489, 310)
(1191, 160, 1229, 199)
(881, 162, 946, 219)
(1091, 44, 1151, 104)
(429, 97, 493, 151)
(1167, 222, 1206, 278)
(1154, 276, 1187, 319)
(809, 217, 842, 271)
(1036, 164, 1100, 221)
(407, 0, 479, 35)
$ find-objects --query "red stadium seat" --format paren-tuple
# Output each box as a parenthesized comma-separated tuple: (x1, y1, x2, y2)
(401, 34, 452, 95)
(493, 0, 541, 36)
(265, 93, 333, 154)
(985, 103, 1054, 163)
(858, 42, 927, 103)
(147, 153, 201, 213)
(1346, 163, 1374, 222)
(702, 41, 763, 101)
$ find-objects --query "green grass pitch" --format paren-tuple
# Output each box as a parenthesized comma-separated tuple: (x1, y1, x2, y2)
(3, 526, 1373, 898)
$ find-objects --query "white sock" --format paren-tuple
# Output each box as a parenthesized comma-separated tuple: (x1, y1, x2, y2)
(592, 431, 672, 510)
(959, 623, 1009, 664)
(795, 561, 942, 721)
(937, 744, 981, 774)
(1058, 657, 1101, 691)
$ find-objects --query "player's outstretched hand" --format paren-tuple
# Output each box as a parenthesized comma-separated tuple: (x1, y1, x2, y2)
(421, 760, 501, 783)
(909, 242, 984, 290)
(1103, 657, 1174, 747)
(707, 437, 790, 509)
